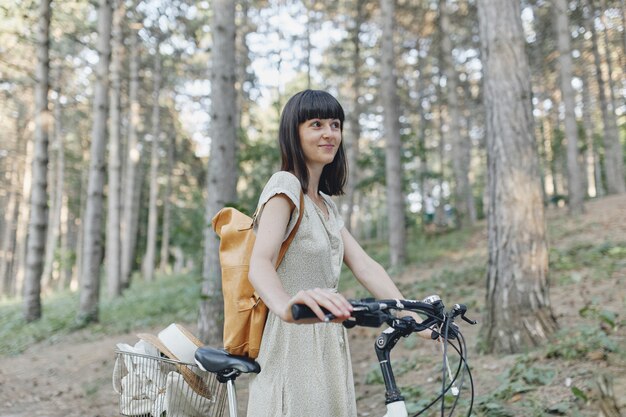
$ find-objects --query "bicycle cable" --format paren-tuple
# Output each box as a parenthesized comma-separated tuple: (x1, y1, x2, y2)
(410, 331, 474, 417)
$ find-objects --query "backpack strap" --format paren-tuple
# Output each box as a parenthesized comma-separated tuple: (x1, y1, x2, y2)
(275, 190, 304, 268)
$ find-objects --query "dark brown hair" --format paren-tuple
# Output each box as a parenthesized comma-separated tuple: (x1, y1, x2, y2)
(279, 90, 347, 196)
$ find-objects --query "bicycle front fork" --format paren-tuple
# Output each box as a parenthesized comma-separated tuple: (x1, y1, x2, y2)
(376, 326, 409, 417)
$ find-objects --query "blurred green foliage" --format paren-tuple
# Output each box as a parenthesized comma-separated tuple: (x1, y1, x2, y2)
(0, 273, 202, 356)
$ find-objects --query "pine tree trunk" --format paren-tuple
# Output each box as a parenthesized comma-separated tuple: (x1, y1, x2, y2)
(78, 0, 113, 324)
(587, 0, 626, 194)
(581, 66, 601, 197)
(42, 73, 65, 289)
(159, 134, 174, 273)
(142, 49, 161, 283)
(73, 146, 89, 286)
(14, 115, 35, 300)
(344, 0, 364, 234)
(23, 0, 52, 322)
(121, 24, 141, 288)
(598, 0, 625, 194)
(555, 0, 584, 214)
(0, 102, 27, 297)
(380, 0, 406, 267)
(60, 195, 72, 289)
(0, 161, 20, 297)
(440, 0, 475, 227)
(199, 0, 237, 343)
(477, 0, 558, 353)
(106, 0, 124, 297)
(417, 59, 429, 229)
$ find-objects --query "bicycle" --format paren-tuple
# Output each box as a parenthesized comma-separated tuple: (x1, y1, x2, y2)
(114, 295, 475, 417)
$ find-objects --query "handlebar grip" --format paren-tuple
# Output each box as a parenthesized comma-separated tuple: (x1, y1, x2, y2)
(291, 304, 332, 321)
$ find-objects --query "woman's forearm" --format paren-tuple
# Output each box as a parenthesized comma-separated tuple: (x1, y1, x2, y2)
(353, 258, 404, 300)
(248, 258, 291, 320)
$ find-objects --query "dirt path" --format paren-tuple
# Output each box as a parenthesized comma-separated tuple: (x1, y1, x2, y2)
(1, 195, 625, 417)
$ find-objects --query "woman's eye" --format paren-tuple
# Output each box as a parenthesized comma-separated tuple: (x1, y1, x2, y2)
(310, 121, 321, 127)
(331, 121, 341, 129)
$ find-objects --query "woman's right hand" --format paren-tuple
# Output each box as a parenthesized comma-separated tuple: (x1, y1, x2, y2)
(282, 288, 353, 323)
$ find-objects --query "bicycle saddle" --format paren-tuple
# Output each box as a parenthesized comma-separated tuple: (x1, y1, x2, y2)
(195, 346, 261, 374)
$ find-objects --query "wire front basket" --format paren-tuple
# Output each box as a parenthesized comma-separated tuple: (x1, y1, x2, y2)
(113, 350, 227, 417)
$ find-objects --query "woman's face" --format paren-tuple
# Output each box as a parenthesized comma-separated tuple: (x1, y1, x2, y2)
(298, 118, 342, 170)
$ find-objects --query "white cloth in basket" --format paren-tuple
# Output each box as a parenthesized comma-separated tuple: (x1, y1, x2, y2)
(114, 340, 168, 416)
(113, 325, 217, 417)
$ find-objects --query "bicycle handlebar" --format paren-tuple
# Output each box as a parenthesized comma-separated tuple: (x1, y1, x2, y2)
(291, 296, 477, 336)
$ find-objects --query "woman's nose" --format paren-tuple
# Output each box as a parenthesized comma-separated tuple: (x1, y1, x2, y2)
(321, 124, 333, 138)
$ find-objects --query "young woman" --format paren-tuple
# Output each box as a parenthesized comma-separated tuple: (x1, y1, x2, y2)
(247, 90, 422, 417)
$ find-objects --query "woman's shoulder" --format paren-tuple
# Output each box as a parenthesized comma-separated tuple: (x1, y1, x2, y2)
(264, 171, 301, 193)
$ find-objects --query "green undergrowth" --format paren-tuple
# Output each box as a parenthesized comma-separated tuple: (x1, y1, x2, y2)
(0, 273, 201, 356)
(339, 225, 483, 297)
(549, 240, 626, 284)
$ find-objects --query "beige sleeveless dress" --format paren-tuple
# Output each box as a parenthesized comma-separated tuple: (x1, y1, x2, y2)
(246, 171, 357, 417)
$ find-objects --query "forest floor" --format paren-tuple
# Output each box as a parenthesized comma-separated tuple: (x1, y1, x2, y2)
(1, 194, 625, 417)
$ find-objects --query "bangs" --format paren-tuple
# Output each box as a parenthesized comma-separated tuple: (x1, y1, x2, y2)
(296, 90, 345, 126)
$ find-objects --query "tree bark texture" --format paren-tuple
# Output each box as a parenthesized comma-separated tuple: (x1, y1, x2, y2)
(581, 58, 602, 197)
(23, 0, 51, 322)
(121, 25, 141, 289)
(477, 0, 558, 354)
(380, 0, 406, 267)
(106, 0, 124, 297)
(440, 0, 475, 227)
(78, 0, 112, 324)
(0, 101, 27, 297)
(13, 135, 34, 300)
(143, 49, 162, 283)
(554, 0, 585, 214)
(42, 73, 65, 290)
(199, 0, 237, 344)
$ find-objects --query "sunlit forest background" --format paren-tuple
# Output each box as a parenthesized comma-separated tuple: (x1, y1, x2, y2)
(0, 0, 626, 416)
(0, 0, 625, 414)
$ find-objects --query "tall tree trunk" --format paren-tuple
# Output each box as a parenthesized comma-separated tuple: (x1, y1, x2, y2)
(0, 101, 27, 297)
(440, 0, 475, 227)
(78, 0, 113, 324)
(581, 64, 602, 197)
(60, 195, 72, 288)
(142, 48, 161, 283)
(13, 135, 34, 300)
(159, 133, 174, 273)
(0, 161, 21, 297)
(23, 0, 52, 322)
(587, 0, 626, 194)
(477, 0, 558, 353)
(106, 0, 124, 297)
(73, 145, 89, 286)
(462, 80, 478, 223)
(121, 23, 141, 289)
(42, 72, 65, 289)
(417, 61, 429, 230)
(555, 0, 585, 214)
(344, 0, 364, 234)
(380, 0, 406, 267)
(199, 0, 237, 343)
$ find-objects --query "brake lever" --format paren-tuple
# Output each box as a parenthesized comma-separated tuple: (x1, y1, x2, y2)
(453, 303, 478, 325)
